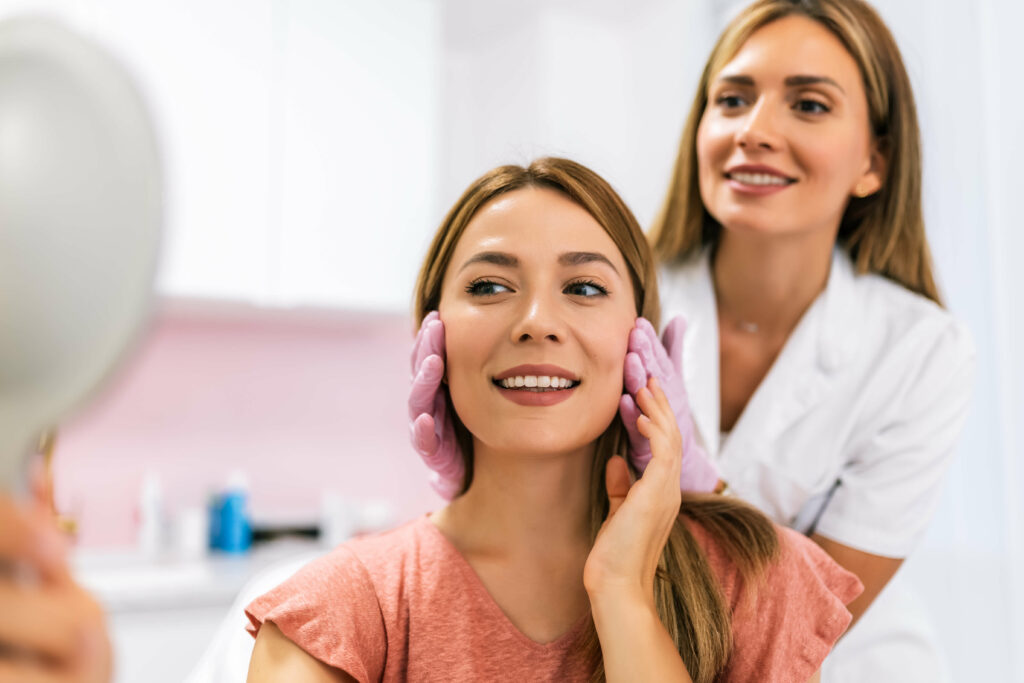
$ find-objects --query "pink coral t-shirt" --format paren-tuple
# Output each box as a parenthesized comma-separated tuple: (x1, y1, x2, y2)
(246, 515, 862, 682)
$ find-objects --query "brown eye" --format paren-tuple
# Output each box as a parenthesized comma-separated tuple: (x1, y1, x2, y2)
(564, 280, 608, 297)
(466, 279, 511, 296)
(716, 94, 747, 108)
(795, 99, 830, 114)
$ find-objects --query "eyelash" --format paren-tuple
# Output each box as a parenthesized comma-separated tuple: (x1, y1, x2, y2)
(465, 278, 609, 298)
(714, 94, 831, 114)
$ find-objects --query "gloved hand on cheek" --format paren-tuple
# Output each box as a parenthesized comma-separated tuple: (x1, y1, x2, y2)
(408, 311, 464, 500)
(618, 316, 721, 493)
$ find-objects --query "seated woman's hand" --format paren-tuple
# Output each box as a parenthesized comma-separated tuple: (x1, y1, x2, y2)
(620, 316, 720, 492)
(584, 377, 682, 603)
(0, 473, 111, 683)
(408, 311, 463, 499)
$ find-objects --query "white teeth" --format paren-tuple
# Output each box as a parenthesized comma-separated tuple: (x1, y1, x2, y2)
(730, 172, 790, 186)
(498, 375, 576, 390)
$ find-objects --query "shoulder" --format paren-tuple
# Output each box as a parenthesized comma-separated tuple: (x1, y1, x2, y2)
(244, 517, 436, 680)
(855, 270, 973, 362)
(848, 272, 975, 414)
(344, 515, 438, 570)
(683, 517, 861, 604)
(684, 518, 862, 681)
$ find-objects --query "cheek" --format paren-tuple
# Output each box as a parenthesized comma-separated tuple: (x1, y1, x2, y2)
(695, 115, 717, 170)
(696, 114, 729, 199)
(581, 317, 632, 410)
(438, 304, 483, 389)
(799, 127, 868, 187)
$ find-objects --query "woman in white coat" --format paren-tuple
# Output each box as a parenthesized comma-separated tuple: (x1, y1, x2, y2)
(648, 0, 974, 679)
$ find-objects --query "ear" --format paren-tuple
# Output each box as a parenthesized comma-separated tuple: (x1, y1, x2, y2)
(853, 140, 887, 198)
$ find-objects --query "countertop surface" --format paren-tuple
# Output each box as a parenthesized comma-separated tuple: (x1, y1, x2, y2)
(71, 538, 324, 612)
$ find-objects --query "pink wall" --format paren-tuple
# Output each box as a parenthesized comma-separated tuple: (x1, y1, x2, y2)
(55, 299, 441, 547)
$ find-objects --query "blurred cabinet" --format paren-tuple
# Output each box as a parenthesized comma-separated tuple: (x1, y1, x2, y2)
(4, 0, 439, 310)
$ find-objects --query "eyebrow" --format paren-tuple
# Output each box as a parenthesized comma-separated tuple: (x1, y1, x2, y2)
(715, 73, 845, 94)
(458, 250, 620, 275)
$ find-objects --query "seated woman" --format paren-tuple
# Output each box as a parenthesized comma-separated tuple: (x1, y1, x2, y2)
(244, 158, 863, 683)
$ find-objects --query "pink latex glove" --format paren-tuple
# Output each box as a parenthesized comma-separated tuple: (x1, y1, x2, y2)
(409, 311, 464, 499)
(619, 316, 720, 492)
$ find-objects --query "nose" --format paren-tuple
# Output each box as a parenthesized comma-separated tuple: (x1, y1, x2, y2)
(510, 290, 566, 344)
(736, 98, 780, 151)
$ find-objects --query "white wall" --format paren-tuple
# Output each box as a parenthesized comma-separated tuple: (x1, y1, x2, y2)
(438, 0, 717, 229)
(1, 0, 440, 310)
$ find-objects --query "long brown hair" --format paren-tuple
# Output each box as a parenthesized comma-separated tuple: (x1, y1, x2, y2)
(414, 158, 778, 682)
(650, 0, 942, 305)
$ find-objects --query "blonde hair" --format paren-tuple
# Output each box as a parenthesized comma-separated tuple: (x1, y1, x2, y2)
(650, 0, 942, 304)
(414, 158, 778, 682)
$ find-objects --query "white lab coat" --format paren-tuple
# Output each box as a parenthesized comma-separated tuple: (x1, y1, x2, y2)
(659, 247, 975, 682)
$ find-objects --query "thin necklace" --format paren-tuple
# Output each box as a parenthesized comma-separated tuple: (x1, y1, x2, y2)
(737, 320, 760, 334)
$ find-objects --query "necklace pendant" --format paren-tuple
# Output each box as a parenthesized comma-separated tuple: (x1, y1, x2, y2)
(738, 321, 760, 333)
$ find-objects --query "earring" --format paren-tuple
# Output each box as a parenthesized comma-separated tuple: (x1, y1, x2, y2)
(854, 183, 871, 198)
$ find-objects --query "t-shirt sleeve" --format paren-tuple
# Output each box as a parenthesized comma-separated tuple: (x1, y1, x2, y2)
(245, 545, 387, 682)
(719, 526, 864, 682)
(814, 319, 975, 557)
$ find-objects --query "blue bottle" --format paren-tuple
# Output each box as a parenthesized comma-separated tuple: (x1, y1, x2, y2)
(209, 471, 252, 553)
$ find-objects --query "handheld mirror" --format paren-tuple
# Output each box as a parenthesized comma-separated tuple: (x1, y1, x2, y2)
(0, 16, 162, 490)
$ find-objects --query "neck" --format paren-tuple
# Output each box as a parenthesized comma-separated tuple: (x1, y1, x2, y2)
(712, 229, 835, 338)
(434, 441, 594, 563)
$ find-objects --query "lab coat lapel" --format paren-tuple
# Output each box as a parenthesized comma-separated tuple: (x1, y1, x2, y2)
(717, 248, 863, 475)
(674, 250, 721, 458)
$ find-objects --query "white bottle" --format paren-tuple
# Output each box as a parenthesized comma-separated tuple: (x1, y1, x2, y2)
(137, 470, 164, 556)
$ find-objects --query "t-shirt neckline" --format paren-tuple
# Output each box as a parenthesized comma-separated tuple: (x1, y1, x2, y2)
(416, 514, 593, 652)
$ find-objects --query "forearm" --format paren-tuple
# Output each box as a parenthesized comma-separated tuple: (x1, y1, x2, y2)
(589, 587, 693, 683)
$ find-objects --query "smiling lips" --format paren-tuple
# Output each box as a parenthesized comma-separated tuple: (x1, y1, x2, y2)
(492, 364, 580, 407)
(725, 165, 796, 195)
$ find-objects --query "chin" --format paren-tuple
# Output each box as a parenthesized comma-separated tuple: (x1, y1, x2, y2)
(713, 207, 795, 236)
(476, 422, 605, 458)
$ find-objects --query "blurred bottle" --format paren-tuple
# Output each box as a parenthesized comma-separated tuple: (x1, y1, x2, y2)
(137, 470, 164, 555)
(173, 505, 208, 560)
(208, 470, 252, 554)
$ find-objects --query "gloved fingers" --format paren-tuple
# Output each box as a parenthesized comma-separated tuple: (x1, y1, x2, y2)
(429, 471, 462, 501)
(627, 323, 657, 377)
(631, 318, 674, 380)
(411, 414, 440, 461)
(618, 394, 651, 470)
(661, 316, 687, 374)
(427, 399, 463, 480)
(412, 320, 445, 375)
(408, 355, 445, 419)
(410, 312, 443, 373)
(413, 414, 462, 486)
(623, 352, 648, 396)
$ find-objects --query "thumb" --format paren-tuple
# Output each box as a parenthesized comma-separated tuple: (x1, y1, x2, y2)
(605, 455, 631, 518)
